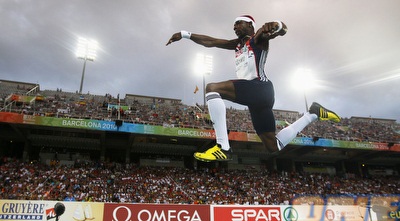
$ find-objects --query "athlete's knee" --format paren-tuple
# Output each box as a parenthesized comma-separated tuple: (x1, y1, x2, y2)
(205, 82, 219, 93)
(206, 81, 234, 93)
(259, 132, 279, 153)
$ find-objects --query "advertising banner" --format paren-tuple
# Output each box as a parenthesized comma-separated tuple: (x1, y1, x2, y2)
(0, 200, 104, 221)
(107, 104, 130, 111)
(0, 112, 399, 151)
(212, 205, 282, 221)
(103, 203, 210, 221)
(0, 200, 399, 221)
(211, 204, 399, 221)
(0, 112, 23, 123)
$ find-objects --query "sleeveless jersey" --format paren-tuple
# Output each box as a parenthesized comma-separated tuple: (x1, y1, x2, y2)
(235, 36, 269, 81)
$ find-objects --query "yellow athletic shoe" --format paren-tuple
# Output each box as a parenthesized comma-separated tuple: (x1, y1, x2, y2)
(194, 144, 232, 162)
(309, 102, 341, 123)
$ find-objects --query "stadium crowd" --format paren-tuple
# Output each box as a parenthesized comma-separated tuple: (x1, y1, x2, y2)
(2, 90, 399, 144)
(1, 158, 399, 205)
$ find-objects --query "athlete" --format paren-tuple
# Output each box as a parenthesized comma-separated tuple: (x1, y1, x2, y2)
(166, 15, 341, 162)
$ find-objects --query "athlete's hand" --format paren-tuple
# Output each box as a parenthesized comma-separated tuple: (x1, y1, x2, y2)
(259, 22, 278, 38)
(260, 21, 287, 38)
(166, 32, 182, 46)
(255, 21, 287, 49)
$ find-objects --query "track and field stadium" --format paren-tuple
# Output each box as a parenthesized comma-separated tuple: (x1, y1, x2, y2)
(1, 79, 399, 221)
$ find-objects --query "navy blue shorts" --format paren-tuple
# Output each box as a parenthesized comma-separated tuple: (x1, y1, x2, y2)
(232, 79, 276, 133)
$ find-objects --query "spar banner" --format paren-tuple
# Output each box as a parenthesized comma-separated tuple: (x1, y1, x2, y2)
(212, 205, 282, 221)
(103, 203, 210, 221)
(0, 112, 399, 151)
(0, 200, 104, 221)
(211, 204, 400, 221)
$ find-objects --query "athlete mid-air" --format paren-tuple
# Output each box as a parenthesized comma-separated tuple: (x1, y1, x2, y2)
(167, 15, 340, 162)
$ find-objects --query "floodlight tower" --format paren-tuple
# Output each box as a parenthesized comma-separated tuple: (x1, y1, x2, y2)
(195, 53, 213, 107)
(76, 37, 98, 94)
(292, 68, 315, 112)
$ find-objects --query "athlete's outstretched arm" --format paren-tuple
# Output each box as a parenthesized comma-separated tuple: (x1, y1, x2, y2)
(166, 32, 238, 50)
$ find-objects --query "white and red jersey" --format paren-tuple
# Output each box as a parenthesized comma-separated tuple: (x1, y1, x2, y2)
(235, 36, 269, 81)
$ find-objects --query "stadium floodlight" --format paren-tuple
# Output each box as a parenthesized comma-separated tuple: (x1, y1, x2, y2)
(194, 53, 213, 107)
(76, 37, 98, 94)
(291, 68, 316, 111)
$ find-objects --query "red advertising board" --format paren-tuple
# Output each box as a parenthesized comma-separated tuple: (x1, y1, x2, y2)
(103, 203, 210, 221)
(212, 205, 282, 221)
(0, 112, 23, 123)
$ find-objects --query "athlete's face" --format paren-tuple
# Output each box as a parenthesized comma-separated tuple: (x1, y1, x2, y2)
(233, 20, 253, 38)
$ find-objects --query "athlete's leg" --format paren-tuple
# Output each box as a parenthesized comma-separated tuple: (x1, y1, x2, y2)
(275, 102, 341, 149)
(261, 108, 333, 152)
(205, 80, 235, 151)
(238, 80, 277, 152)
(275, 112, 317, 148)
(193, 80, 235, 162)
(206, 81, 236, 100)
(248, 103, 278, 152)
(258, 132, 280, 153)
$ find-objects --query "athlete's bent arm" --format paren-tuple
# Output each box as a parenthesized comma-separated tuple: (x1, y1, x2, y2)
(254, 21, 288, 50)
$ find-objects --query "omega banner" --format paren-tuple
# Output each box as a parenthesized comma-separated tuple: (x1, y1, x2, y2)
(103, 204, 210, 221)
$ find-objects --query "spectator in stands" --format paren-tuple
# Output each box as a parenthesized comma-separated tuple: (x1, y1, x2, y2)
(1, 158, 399, 204)
(1, 79, 398, 143)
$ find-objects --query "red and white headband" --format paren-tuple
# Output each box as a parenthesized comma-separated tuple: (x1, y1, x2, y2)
(235, 16, 256, 29)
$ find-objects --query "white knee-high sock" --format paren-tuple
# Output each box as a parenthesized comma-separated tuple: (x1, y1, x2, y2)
(206, 92, 230, 150)
(276, 112, 318, 148)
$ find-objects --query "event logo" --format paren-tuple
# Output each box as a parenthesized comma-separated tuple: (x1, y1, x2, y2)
(177, 129, 214, 138)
